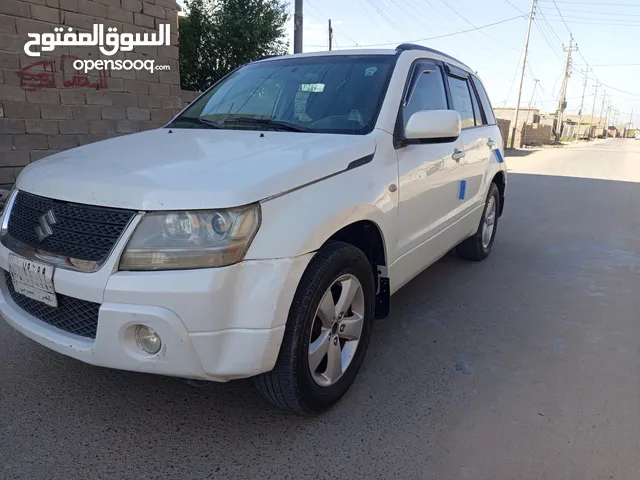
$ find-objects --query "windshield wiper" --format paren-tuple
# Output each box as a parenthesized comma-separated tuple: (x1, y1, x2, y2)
(223, 117, 312, 132)
(167, 116, 223, 129)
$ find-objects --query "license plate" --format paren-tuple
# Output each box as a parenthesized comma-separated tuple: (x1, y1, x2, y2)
(9, 254, 57, 307)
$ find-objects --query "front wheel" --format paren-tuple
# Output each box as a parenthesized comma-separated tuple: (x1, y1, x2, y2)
(252, 241, 375, 415)
(457, 182, 500, 261)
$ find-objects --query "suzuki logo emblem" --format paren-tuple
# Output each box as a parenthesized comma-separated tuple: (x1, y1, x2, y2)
(35, 209, 57, 242)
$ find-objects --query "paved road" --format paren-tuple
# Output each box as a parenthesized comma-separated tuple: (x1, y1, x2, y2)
(1, 139, 639, 480)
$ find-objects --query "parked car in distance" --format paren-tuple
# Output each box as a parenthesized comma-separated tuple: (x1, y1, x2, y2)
(0, 44, 507, 415)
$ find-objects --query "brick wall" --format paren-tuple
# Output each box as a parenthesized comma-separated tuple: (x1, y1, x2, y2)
(181, 89, 198, 105)
(497, 118, 510, 147)
(521, 124, 553, 146)
(0, 0, 182, 189)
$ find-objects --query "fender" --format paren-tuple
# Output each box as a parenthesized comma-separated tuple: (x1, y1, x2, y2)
(245, 158, 397, 261)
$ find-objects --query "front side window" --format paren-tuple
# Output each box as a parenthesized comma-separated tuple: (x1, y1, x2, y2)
(448, 76, 475, 129)
(172, 55, 396, 135)
(402, 65, 448, 129)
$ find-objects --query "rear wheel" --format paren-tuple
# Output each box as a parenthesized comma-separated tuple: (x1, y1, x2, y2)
(457, 183, 500, 261)
(252, 242, 375, 415)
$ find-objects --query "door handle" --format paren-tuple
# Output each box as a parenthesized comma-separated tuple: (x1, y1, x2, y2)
(452, 149, 465, 162)
(487, 138, 496, 148)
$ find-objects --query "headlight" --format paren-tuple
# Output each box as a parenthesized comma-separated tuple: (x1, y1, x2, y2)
(0, 188, 18, 237)
(119, 204, 261, 271)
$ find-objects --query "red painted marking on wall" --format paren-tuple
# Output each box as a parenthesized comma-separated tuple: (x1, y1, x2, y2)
(16, 57, 108, 91)
(16, 59, 56, 91)
(60, 56, 107, 90)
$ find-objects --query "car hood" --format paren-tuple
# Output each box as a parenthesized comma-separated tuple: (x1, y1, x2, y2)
(16, 128, 377, 210)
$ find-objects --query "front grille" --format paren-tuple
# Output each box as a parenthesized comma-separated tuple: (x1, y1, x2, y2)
(4, 271, 100, 339)
(7, 191, 136, 263)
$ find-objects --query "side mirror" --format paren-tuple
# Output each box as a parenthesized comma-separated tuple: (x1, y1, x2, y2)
(405, 110, 461, 140)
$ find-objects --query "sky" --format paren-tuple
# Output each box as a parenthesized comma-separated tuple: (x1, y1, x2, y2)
(179, 0, 640, 127)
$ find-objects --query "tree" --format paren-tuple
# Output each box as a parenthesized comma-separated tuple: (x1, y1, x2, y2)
(179, 0, 289, 91)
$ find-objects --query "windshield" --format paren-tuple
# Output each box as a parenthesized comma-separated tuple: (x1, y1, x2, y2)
(171, 55, 397, 135)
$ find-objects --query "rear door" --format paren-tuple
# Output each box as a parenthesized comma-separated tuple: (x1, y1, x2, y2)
(445, 66, 492, 209)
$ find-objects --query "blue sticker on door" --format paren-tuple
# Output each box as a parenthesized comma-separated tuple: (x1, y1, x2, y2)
(459, 180, 467, 200)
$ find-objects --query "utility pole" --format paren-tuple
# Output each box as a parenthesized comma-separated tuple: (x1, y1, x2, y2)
(588, 81, 599, 138)
(525, 79, 539, 125)
(294, 0, 303, 54)
(556, 35, 578, 142)
(628, 109, 634, 137)
(598, 92, 607, 138)
(328, 19, 333, 51)
(605, 101, 612, 138)
(509, 0, 537, 148)
(575, 68, 588, 140)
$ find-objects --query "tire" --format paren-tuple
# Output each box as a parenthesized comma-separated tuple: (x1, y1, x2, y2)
(456, 182, 500, 261)
(252, 241, 375, 415)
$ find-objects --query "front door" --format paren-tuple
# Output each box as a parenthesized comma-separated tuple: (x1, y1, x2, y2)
(396, 61, 466, 257)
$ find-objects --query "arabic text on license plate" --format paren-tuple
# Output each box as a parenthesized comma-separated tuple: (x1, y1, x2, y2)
(9, 254, 57, 307)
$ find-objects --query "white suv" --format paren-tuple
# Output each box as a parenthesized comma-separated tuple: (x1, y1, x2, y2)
(0, 44, 506, 415)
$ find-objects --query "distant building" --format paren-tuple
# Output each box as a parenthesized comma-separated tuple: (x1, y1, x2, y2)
(494, 107, 541, 146)
(494, 107, 541, 129)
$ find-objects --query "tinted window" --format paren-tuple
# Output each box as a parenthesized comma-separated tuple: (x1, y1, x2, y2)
(448, 76, 475, 129)
(470, 84, 484, 126)
(174, 55, 396, 135)
(472, 76, 496, 124)
(403, 66, 447, 129)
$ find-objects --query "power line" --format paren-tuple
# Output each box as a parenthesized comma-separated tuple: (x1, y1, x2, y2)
(532, 19, 564, 60)
(509, 0, 536, 148)
(541, 6, 640, 16)
(365, 0, 408, 35)
(538, 0, 640, 5)
(345, 15, 525, 47)
(567, 61, 640, 98)
(306, 0, 362, 46)
(374, 0, 438, 39)
(588, 63, 640, 67)
(437, 0, 520, 51)
(544, 12, 640, 20)
(398, 0, 448, 31)
(359, 0, 390, 42)
(503, 36, 528, 106)
(503, 0, 528, 14)
(536, 8, 565, 45)
(550, 0, 572, 33)
(545, 17, 640, 25)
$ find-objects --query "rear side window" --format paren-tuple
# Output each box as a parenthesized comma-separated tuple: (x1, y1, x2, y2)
(403, 65, 447, 129)
(448, 76, 475, 129)
(469, 85, 483, 126)
(472, 76, 496, 125)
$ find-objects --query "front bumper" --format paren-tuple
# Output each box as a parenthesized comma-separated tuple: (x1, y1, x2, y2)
(0, 245, 312, 381)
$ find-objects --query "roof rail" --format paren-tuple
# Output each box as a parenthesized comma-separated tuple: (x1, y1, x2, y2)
(395, 43, 470, 69)
(255, 54, 281, 62)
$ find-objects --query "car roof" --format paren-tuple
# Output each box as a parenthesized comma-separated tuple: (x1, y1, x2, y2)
(253, 44, 473, 73)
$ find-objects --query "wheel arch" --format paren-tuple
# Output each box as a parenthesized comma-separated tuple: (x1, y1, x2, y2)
(492, 170, 506, 216)
(321, 220, 391, 319)
(322, 220, 387, 268)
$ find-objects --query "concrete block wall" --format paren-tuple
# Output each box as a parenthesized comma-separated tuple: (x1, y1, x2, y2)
(497, 118, 510, 147)
(181, 89, 198, 105)
(0, 0, 182, 189)
(521, 124, 553, 146)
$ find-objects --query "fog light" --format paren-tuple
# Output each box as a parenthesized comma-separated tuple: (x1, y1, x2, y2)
(135, 325, 162, 354)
